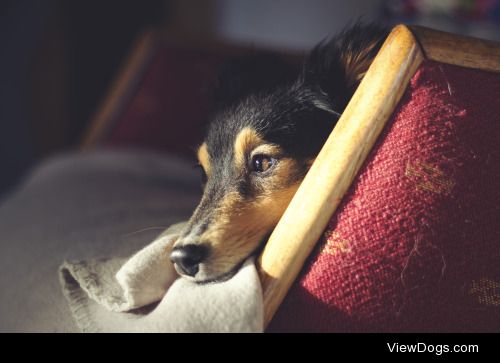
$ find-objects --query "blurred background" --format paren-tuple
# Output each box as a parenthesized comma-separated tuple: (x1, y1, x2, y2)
(1, 0, 499, 199)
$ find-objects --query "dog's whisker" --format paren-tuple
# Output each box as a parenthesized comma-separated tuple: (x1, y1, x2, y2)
(121, 226, 169, 237)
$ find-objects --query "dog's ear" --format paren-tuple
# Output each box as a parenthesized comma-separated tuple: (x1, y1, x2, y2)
(213, 52, 299, 110)
(303, 23, 388, 112)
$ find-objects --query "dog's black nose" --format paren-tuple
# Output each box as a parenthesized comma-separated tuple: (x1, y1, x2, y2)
(170, 244, 208, 277)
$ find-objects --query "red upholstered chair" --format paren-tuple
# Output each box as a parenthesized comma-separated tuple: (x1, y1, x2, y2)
(82, 26, 500, 332)
(259, 26, 500, 332)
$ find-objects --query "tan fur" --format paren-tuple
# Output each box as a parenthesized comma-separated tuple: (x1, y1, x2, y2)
(250, 144, 283, 158)
(200, 181, 300, 277)
(182, 128, 308, 281)
(341, 40, 379, 88)
(233, 127, 263, 169)
(197, 143, 211, 176)
(197, 155, 302, 279)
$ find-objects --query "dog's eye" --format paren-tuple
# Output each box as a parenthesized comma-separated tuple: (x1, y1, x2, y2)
(251, 154, 276, 173)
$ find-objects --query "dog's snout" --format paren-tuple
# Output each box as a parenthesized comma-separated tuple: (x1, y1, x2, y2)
(170, 244, 208, 277)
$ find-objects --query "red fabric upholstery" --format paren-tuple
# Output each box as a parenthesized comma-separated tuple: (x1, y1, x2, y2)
(105, 46, 226, 157)
(268, 61, 500, 332)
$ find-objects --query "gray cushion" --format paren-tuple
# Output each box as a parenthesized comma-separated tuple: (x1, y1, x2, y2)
(0, 150, 201, 332)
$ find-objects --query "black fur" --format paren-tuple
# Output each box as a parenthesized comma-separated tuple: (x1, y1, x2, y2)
(204, 24, 388, 191)
(303, 23, 388, 110)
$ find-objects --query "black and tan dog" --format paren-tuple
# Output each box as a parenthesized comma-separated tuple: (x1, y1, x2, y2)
(170, 24, 388, 282)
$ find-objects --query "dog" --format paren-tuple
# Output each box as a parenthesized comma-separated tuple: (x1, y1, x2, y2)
(170, 23, 388, 282)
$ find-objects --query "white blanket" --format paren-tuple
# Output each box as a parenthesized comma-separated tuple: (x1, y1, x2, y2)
(59, 223, 264, 333)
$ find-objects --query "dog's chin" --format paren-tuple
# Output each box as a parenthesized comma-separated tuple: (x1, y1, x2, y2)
(194, 266, 240, 284)
(200, 258, 251, 284)
(174, 258, 247, 284)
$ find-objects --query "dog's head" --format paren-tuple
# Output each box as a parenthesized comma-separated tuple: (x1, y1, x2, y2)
(170, 24, 387, 282)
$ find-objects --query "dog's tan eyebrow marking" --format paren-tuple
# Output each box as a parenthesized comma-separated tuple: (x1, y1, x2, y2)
(233, 127, 263, 169)
(197, 143, 211, 175)
(250, 144, 282, 158)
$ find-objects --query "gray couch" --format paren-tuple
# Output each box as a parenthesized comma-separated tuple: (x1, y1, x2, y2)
(0, 150, 201, 332)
